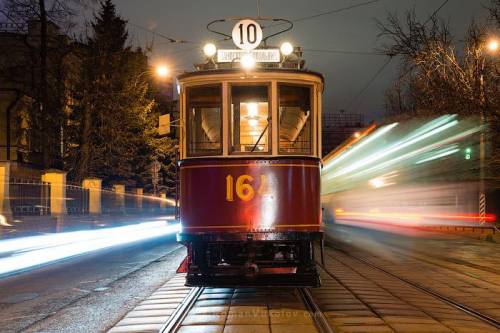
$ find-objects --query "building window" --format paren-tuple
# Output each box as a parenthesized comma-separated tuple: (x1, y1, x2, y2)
(186, 85, 222, 156)
(279, 84, 312, 155)
(230, 85, 270, 153)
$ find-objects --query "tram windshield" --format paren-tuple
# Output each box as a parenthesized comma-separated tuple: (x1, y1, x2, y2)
(230, 85, 270, 153)
(279, 84, 312, 155)
(186, 85, 222, 156)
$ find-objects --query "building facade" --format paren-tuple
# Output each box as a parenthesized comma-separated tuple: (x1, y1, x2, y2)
(0, 20, 78, 167)
(322, 111, 365, 156)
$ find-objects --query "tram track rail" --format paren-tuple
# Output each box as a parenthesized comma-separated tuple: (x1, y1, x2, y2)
(159, 287, 204, 333)
(298, 287, 335, 333)
(325, 246, 500, 330)
(158, 284, 334, 333)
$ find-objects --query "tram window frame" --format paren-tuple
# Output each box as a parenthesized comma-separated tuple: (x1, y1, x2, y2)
(229, 83, 272, 155)
(277, 83, 314, 156)
(186, 84, 223, 157)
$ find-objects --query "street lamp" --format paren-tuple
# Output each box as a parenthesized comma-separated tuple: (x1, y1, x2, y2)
(477, 35, 498, 224)
(487, 38, 499, 53)
(155, 64, 170, 78)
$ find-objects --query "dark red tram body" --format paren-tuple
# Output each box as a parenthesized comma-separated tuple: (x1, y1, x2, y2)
(180, 158, 321, 233)
(176, 52, 324, 286)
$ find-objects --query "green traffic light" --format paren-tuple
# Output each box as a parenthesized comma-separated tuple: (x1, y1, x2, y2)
(464, 147, 472, 160)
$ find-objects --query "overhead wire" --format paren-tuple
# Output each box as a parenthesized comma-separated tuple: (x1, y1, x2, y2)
(292, 0, 382, 23)
(127, 21, 191, 44)
(423, 0, 450, 26)
(303, 48, 385, 56)
(345, 57, 393, 112)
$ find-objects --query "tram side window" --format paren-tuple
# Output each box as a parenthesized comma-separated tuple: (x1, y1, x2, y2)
(279, 84, 312, 155)
(187, 85, 222, 156)
(230, 85, 270, 153)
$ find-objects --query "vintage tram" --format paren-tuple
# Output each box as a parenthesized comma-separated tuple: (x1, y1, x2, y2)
(176, 18, 324, 286)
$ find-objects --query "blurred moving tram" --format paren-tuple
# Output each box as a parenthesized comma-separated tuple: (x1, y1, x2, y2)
(176, 18, 324, 287)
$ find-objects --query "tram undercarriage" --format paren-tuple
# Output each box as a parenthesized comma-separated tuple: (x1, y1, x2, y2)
(179, 232, 323, 287)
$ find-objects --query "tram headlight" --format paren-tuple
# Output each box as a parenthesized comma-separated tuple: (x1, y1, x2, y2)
(280, 42, 294, 56)
(203, 43, 217, 57)
(240, 54, 256, 71)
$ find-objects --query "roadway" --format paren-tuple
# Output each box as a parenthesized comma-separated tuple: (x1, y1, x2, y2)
(1, 223, 499, 333)
(0, 234, 186, 332)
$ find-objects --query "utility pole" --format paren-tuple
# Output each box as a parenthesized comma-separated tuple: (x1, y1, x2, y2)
(478, 54, 486, 225)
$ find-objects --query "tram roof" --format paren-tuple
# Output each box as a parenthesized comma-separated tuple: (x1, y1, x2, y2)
(177, 68, 325, 84)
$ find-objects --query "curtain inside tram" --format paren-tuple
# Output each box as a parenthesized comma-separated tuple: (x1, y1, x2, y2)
(186, 85, 222, 156)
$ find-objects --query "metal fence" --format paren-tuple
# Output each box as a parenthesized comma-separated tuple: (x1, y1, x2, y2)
(66, 185, 89, 215)
(101, 189, 172, 215)
(5, 180, 174, 217)
(9, 178, 51, 216)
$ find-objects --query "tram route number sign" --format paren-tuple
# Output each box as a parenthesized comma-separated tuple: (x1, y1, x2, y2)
(217, 49, 280, 63)
(232, 19, 263, 50)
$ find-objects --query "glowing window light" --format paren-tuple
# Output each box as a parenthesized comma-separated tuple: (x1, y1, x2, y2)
(248, 118, 258, 127)
(247, 102, 258, 117)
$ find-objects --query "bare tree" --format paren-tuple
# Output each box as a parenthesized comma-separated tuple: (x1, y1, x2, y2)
(377, 8, 500, 180)
(487, 0, 500, 26)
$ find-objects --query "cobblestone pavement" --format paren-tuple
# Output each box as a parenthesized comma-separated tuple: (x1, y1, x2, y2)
(325, 225, 500, 323)
(108, 225, 500, 333)
(313, 248, 498, 332)
(109, 275, 318, 333)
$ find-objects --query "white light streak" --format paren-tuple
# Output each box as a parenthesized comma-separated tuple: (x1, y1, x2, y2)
(0, 214, 12, 227)
(327, 117, 458, 180)
(0, 221, 180, 277)
(322, 122, 398, 173)
(415, 147, 460, 164)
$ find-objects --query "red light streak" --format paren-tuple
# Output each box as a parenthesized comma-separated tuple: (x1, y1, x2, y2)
(336, 211, 496, 223)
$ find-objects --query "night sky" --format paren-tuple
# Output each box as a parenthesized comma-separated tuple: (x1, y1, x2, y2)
(96, 0, 490, 121)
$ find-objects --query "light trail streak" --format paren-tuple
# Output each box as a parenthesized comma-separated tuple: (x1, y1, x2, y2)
(336, 211, 497, 223)
(0, 221, 181, 277)
(325, 116, 459, 180)
(0, 214, 13, 227)
(415, 147, 460, 164)
(322, 122, 398, 172)
(321, 114, 492, 229)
